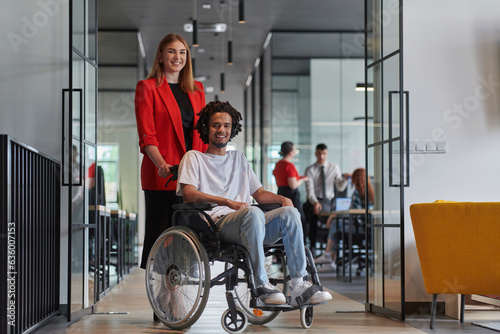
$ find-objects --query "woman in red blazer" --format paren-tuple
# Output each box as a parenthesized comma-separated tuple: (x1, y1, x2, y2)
(135, 33, 208, 270)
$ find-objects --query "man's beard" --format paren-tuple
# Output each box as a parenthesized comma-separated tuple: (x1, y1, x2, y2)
(212, 141, 228, 148)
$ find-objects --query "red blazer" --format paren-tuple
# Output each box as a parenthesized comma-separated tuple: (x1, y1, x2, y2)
(135, 78, 208, 190)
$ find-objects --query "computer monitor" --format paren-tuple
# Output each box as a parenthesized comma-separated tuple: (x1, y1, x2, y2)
(335, 197, 352, 211)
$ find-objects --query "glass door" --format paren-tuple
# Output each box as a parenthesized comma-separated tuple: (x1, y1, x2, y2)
(63, 0, 98, 321)
(364, 0, 408, 320)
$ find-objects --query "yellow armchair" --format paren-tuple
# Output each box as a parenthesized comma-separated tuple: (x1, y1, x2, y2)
(410, 201, 500, 328)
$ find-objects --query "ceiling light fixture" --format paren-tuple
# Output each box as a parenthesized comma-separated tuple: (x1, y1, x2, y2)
(227, 40, 233, 65)
(263, 32, 272, 49)
(192, 0, 198, 47)
(227, 3, 233, 65)
(202, 3, 211, 9)
(245, 74, 253, 87)
(183, 23, 227, 33)
(238, 0, 245, 23)
(355, 83, 374, 91)
(192, 20, 198, 46)
(220, 72, 225, 92)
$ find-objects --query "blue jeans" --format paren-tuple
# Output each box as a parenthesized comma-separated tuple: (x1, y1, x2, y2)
(216, 206, 308, 286)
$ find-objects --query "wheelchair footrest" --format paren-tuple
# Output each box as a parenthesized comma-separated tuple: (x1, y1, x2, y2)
(282, 301, 328, 312)
(249, 299, 292, 311)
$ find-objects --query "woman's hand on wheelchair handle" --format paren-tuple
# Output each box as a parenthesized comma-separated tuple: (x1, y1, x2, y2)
(158, 163, 172, 178)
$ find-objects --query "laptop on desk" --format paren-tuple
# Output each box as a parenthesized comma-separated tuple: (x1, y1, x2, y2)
(334, 197, 352, 211)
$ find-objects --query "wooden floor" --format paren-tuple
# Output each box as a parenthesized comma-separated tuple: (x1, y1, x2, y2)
(62, 265, 427, 334)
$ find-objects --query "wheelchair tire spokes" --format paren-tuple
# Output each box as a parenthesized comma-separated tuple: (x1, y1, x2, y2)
(145, 227, 211, 330)
(225, 251, 289, 325)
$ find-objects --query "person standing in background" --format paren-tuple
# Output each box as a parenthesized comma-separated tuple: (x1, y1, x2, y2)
(135, 33, 208, 274)
(272, 141, 309, 234)
(304, 143, 350, 254)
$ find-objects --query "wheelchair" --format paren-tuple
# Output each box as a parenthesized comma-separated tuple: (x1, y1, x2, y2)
(145, 202, 328, 333)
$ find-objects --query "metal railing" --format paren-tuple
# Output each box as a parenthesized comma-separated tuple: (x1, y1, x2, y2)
(1, 135, 61, 334)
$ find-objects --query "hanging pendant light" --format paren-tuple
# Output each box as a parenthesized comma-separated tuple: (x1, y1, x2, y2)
(238, 0, 245, 23)
(193, 19, 198, 46)
(227, 40, 233, 65)
(227, 1, 233, 65)
(192, 0, 199, 46)
(220, 72, 225, 93)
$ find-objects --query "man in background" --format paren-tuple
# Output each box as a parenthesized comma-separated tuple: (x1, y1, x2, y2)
(304, 143, 350, 258)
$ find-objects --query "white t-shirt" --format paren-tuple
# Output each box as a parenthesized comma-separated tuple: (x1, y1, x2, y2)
(176, 150, 262, 220)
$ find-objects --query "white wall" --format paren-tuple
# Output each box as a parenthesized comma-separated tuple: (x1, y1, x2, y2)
(0, 0, 70, 304)
(0, 0, 69, 158)
(404, 0, 500, 302)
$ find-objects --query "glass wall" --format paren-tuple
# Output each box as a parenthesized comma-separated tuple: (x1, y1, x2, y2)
(267, 32, 370, 199)
(68, 0, 98, 318)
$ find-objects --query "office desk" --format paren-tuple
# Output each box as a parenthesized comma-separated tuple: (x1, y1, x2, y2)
(328, 209, 371, 282)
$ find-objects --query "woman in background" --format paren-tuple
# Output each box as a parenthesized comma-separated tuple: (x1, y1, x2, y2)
(314, 168, 374, 271)
(350, 168, 374, 210)
(272, 141, 309, 231)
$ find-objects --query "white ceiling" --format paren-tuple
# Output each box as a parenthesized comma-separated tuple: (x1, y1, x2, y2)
(97, 0, 364, 109)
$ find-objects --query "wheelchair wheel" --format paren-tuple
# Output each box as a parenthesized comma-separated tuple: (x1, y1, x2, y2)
(300, 306, 314, 328)
(221, 307, 248, 333)
(226, 251, 289, 325)
(145, 226, 210, 330)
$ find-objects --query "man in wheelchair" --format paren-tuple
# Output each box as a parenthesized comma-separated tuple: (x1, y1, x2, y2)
(176, 100, 332, 307)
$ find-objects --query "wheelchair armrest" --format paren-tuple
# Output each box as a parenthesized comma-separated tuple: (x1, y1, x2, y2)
(252, 203, 282, 212)
(173, 202, 218, 211)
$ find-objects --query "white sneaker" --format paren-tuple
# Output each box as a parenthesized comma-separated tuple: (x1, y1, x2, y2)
(314, 252, 332, 265)
(317, 262, 336, 273)
(256, 282, 286, 305)
(289, 281, 332, 306)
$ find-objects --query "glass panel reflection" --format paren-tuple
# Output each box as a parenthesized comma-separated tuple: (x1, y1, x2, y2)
(85, 63, 96, 143)
(366, 0, 381, 63)
(87, 0, 97, 61)
(72, 52, 84, 140)
(382, 55, 400, 142)
(382, 0, 400, 58)
(384, 226, 402, 313)
(72, 0, 85, 52)
(71, 227, 84, 312)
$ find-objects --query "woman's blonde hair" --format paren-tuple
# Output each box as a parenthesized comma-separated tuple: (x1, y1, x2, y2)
(147, 33, 200, 93)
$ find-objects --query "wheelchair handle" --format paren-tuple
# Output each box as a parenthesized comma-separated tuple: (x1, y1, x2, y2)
(164, 164, 179, 188)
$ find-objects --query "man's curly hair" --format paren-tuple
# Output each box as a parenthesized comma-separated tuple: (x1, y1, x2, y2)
(195, 101, 243, 144)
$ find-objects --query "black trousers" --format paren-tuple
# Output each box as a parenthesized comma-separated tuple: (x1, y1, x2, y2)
(303, 201, 318, 249)
(277, 186, 307, 243)
(303, 200, 332, 250)
(140, 190, 182, 269)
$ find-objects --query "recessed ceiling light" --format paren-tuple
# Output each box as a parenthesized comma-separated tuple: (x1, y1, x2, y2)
(184, 23, 226, 33)
(202, 3, 211, 9)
